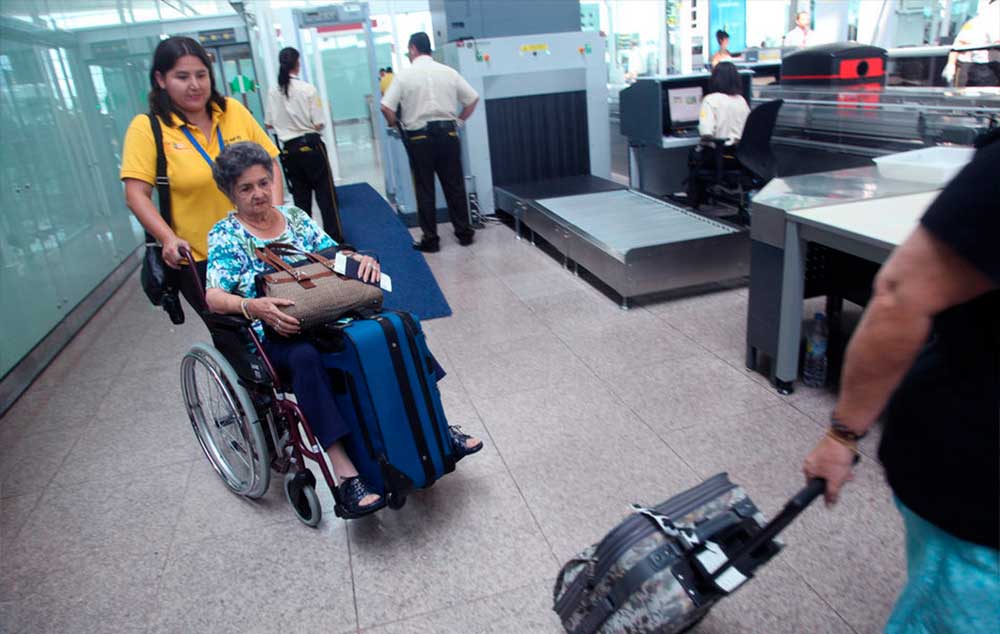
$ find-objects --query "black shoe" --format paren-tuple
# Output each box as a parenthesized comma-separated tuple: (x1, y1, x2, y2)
(338, 476, 386, 518)
(412, 238, 440, 253)
(449, 425, 483, 459)
(457, 233, 475, 247)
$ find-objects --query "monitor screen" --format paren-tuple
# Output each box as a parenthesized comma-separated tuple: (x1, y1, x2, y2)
(668, 86, 703, 127)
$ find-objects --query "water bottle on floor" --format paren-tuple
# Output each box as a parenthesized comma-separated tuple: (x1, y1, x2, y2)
(802, 312, 828, 388)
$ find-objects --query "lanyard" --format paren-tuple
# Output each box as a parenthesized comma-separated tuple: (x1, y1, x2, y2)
(181, 125, 224, 167)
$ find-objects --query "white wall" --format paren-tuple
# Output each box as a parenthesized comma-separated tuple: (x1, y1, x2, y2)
(746, 0, 791, 48)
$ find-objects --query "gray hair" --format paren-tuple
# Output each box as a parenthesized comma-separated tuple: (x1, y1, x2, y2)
(212, 141, 274, 199)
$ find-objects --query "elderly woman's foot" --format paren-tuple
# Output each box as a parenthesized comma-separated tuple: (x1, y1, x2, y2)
(338, 476, 385, 516)
(449, 425, 483, 458)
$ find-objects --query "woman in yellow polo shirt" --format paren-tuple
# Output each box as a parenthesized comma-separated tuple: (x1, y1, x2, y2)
(120, 36, 281, 309)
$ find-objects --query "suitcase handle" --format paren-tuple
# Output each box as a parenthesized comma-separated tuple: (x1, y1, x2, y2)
(711, 478, 826, 582)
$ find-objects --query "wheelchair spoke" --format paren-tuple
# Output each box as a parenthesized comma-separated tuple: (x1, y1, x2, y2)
(182, 347, 270, 498)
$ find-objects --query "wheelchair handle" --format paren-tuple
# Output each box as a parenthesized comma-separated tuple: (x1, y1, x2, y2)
(178, 246, 211, 312)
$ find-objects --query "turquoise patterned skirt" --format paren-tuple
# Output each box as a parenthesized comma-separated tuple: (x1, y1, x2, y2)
(885, 498, 1000, 634)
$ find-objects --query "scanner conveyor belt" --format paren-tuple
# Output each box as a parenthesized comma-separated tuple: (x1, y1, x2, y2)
(514, 187, 749, 305)
(535, 190, 740, 262)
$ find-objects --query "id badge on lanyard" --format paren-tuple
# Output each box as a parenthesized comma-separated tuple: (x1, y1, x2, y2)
(181, 125, 224, 166)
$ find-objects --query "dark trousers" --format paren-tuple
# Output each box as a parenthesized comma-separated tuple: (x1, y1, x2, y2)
(957, 61, 1000, 87)
(281, 134, 344, 242)
(263, 338, 349, 449)
(686, 144, 739, 208)
(404, 121, 474, 242)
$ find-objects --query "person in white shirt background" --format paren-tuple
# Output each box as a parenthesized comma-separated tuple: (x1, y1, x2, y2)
(686, 61, 751, 207)
(265, 47, 342, 241)
(942, 0, 1000, 87)
(783, 11, 813, 48)
(380, 32, 479, 253)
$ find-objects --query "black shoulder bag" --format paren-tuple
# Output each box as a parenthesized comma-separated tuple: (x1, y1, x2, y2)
(140, 113, 184, 324)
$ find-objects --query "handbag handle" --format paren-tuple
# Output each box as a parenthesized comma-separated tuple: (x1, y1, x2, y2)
(254, 246, 317, 289)
(266, 242, 337, 270)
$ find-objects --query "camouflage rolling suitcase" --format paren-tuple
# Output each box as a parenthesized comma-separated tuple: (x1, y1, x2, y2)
(552, 473, 826, 634)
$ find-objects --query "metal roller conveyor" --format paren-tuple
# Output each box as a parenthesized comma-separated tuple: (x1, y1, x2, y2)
(535, 191, 738, 260)
(523, 189, 749, 307)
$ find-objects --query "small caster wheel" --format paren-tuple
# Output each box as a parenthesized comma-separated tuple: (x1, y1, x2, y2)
(284, 471, 321, 527)
(387, 492, 407, 510)
(775, 379, 794, 396)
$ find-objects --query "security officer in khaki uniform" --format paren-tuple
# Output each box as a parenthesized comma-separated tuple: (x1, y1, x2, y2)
(266, 47, 343, 241)
(380, 32, 478, 252)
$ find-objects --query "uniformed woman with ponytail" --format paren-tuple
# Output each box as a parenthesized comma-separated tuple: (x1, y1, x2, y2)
(265, 47, 343, 241)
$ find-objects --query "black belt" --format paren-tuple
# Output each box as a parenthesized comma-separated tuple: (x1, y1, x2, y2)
(283, 133, 322, 152)
(405, 120, 457, 138)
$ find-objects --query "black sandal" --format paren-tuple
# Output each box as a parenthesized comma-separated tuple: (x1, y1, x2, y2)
(449, 425, 483, 458)
(337, 476, 386, 518)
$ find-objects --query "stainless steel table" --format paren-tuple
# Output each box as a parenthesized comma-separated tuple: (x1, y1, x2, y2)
(772, 191, 938, 391)
(747, 166, 944, 393)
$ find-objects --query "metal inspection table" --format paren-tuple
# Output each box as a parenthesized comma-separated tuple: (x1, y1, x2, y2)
(496, 179, 749, 307)
(747, 166, 945, 393)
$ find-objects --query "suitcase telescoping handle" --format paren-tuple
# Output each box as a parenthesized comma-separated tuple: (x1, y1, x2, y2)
(711, 478, 826, 585)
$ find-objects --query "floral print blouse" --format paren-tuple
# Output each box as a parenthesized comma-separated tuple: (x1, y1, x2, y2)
(206, 204, 336, 339)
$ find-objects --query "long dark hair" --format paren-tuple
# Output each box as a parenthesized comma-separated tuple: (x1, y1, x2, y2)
(148, 36, 226, 126)
(278, 47, 300, 98)
(708, 61, 743, 97)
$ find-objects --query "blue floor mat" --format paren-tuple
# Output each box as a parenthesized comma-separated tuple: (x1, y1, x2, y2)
(336, 183, 452, 320)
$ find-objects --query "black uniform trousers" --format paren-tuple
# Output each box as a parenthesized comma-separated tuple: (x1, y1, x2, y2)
(404, 121, 474, 243)
(280, 133, 343, 242)
(957, 61, 1000, 87)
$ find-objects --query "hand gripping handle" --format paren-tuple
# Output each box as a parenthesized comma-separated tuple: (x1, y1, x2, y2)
(711, 478, 826, 583)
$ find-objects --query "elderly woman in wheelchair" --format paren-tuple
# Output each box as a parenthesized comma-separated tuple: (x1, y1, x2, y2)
(190, 141, 481, 521)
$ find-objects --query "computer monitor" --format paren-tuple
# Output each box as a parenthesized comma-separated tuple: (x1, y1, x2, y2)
(667, 86, 704, 129)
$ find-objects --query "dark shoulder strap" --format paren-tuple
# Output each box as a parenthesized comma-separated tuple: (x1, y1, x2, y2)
(146, 113, 172, 228)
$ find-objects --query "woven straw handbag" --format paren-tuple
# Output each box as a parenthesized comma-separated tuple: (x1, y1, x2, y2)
(254, 243, 383, 330)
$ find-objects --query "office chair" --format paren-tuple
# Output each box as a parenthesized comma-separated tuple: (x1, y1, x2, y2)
(690, 99, 784, 218)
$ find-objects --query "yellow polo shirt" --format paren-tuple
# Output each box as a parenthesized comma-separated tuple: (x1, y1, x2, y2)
(120, 97, 279, 261)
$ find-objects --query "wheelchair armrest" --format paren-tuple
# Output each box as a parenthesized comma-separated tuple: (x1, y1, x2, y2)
(202, 312, 253, 331)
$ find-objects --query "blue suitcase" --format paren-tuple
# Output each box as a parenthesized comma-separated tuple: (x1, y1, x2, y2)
(319, 311, 456, 513)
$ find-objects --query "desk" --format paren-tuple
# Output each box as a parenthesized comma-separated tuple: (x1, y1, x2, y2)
(746, 166, 944, 393)
(771, 191, 938, 392)
(661, 135, 701, 150)
(627, 137, 699, 194)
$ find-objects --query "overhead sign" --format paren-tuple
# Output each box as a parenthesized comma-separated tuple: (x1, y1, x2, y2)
(198, 28, 236, 45)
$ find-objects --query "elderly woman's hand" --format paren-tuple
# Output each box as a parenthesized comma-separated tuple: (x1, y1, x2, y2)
(248, 297, 301, 337)
(353, 254, 381, 284)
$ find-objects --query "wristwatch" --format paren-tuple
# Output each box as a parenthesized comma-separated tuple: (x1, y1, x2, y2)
(829, 415, 868, 443)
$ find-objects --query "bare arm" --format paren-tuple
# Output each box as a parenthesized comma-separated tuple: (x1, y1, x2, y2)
(271, 159, 284, 204)
(205, 287, 301, 336)
(804, 225, 997, 503)
(458, 98, 479, 122)
(124, 178, 188, 268)
(835, 226, 996, 430)
(380, 104, 398, 128)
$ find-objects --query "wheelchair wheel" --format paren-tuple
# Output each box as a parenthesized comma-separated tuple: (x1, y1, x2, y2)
(181, 343, 270, 499)
(284, 471, 321, 527)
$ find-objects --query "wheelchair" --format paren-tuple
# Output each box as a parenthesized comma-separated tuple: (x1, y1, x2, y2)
(176, 250, 398, 527)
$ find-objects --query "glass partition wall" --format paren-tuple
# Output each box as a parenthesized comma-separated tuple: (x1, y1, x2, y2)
(0, 1, 241, 409)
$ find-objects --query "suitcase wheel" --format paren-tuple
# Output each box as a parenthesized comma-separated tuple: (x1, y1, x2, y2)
(387, 492, 407, 510)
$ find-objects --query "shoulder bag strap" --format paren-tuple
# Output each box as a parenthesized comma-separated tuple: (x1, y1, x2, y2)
(254, 246, 316, 289)
(146, 113, 172, 232)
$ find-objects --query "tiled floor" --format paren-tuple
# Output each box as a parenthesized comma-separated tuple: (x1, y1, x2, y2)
(0, 220, 905, 634)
